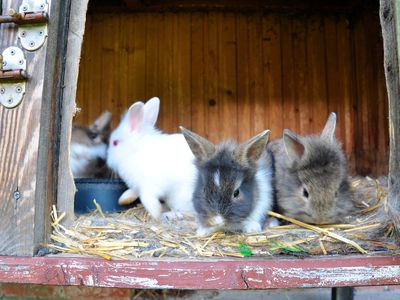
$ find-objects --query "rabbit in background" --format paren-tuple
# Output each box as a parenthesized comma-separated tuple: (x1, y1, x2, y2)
(107, 97, 197, 220)
(268, 112, 355, 224)
(180, 127, 273, 236)
(71, 111, 112, 178)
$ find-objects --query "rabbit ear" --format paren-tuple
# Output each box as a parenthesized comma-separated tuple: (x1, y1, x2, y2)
(234, 130, 270, 166)
(128, 102, 145, 132)
(283, 129, 305, 161)
(144, 97, 160, 127)
(180, 126, 215, 162)
(321, 112, 336, 143)
(90, 111, 112, 133)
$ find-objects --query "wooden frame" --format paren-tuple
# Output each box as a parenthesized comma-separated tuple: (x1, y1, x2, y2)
(0, 256, 399, 289)
(0, 0, 399, 290)
(0, 0, 70, 256)
(381, 0, 400, 236)
(56, 0, 90, 225)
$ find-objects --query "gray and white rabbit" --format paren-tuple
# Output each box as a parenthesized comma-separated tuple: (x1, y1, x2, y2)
(107, 97, 197, 219)
(180, 127, 273, 236)
(268, 112, 355, 224)
(71, 111, 112, 178)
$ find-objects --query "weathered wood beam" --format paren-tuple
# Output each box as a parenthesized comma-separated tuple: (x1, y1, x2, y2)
(0, 256, 399, 289)
(56, 0, 90, 225)
(0, 0, 68, 256)
(380, 0, 400, 237)
(92, 0, 372, 13)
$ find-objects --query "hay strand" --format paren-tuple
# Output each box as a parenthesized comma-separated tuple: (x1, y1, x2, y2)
(267, 211, 367, 253)
(47, 176, 396, 259)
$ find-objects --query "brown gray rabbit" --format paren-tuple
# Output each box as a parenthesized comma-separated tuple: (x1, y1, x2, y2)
(268, 113, 355, 224)
(71, 111, 112, 178)
(180, 127, 273, 236)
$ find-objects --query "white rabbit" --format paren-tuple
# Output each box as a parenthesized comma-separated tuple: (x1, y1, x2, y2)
(107, 97, 197, 219)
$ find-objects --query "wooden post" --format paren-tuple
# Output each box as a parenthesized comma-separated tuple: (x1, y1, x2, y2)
(56, 0, 90, 225)
(0, 0, 69, 255)
(380, 0, 400, 237)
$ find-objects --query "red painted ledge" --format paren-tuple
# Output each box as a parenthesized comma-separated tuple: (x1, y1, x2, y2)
(0, 255, 399, 289)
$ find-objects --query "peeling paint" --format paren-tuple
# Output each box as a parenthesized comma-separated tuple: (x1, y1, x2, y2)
(106, 275, 173, 289)
(271, 266, 400, 286)
(247, 278, 263, 283)
(205, 277, 222, 282)
(14, 265, 29, 271)
(86, 275, 94, 286)
(0, 265, 11, 272)
(0, 256, 399, 289)
(241, 266, 265, 275)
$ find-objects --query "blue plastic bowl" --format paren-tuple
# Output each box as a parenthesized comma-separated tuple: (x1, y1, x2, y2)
(74, 178, 137, 214)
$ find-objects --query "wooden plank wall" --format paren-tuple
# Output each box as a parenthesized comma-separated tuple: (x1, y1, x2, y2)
(75, 10, 388, 176)
(0, 0, 66, 255)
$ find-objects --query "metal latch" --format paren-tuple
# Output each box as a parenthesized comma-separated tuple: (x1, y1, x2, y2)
(0, 47, 27, 109)
(0, 0, 49, 51)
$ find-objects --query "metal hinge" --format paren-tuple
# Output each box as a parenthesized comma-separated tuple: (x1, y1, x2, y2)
(0, 47, 27, 109)
(0, 0, 49, 51)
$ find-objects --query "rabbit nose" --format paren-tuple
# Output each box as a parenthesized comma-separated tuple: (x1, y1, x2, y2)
(113, 140, 119, 146)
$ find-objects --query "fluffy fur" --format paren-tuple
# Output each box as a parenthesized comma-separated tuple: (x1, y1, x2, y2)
(107, 97, 197, 219)
(71, 111, 112, 178)
(268, 113, 355, 224)
(181, 128, 273, 236)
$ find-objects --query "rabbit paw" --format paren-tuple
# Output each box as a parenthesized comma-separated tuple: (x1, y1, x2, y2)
(196, 226, 215, 237)
(243, 221, 262, 233)
(161, 211, 184, 221)
(118, 189, 138, 205)
(267, 217, 280, 227)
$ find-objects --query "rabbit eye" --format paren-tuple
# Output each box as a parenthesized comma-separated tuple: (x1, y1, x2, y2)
(89, 132, 99, 140)
(303, 188, 309, 198)
(113, 140, 119, 146)
(233, 189, 240, 198)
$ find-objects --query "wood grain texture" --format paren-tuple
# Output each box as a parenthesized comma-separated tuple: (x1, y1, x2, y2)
(0, 255, 399, 289)
(379, 0, 400, 236)
(56, 0, 90, 225)
(75, 9, 389, 176)
(0, 0, 65, 255)
(92, 0, 378, 14)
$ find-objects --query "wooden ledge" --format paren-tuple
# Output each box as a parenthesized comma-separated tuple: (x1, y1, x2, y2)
(0, 255, 399, 289)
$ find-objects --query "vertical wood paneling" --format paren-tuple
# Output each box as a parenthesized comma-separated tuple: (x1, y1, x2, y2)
(118, 14, 129, 115)
(157, 13, 173, 132)
(236, 14, 251, 141)
(324, 16, 339, 131)
(280, 16, 297, 134)
(100, 15, 119, 125)
(129, 14, 147, 117)
(247, 14, 265, 138)
(353, 12, 377, 175)
(336, 15, 357, 172)
(191, 13, 206, 136)
(218, 13, 238, 140)
(203, 12, 220, 142)
(292, 17, 308, 134)
(76, 10, 389, 176)
(145, 13, 160, 100)
(262, 15, 283, 140)
(307, 16, 329, 134)
(175, 13, 192, 130)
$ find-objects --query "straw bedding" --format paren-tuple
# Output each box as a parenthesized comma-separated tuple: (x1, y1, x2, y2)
(47, 176, 399, 260)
